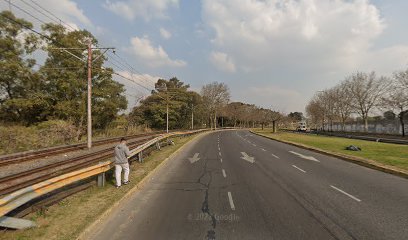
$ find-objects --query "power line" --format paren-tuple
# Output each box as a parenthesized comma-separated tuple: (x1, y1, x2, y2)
(105, 53, 155, 90)
(4, 0, 48, 25)
(110, 51, 157, 85)
(2, 4, 161, 96)
(28, 0, 77, 31)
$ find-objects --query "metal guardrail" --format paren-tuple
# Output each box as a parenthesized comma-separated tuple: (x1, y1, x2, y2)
(0, 129, 208, 229)
(280, 129, 408, 145)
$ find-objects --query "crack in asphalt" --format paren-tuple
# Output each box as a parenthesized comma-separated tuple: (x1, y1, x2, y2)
(198, 158, 217, 240)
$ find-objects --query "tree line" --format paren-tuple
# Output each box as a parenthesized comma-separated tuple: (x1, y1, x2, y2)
(306, 69, 408, 136)
(1, 11, 285, 139)
(129, 79, 285, 131)
(0, 11, 127, 139)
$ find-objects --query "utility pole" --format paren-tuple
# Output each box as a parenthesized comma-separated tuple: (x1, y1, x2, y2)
(166, 93, 169, 133)
(87, 42, 92, 149)
(50, 45, 115, 149)
(191, 103, 194, 130)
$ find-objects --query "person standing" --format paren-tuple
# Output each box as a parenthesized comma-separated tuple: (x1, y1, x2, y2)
(114, 138, 131, 188)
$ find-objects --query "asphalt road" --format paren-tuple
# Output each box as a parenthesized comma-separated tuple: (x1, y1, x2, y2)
(87, 130, 408, 240)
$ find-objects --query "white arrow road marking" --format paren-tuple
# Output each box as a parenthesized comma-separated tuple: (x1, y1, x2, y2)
(228, 192, 235, 210)
(188, 153, 200, 163)
(272, 154, 280, 159)
(330, 185, 361, 202)
(222, 169, 227, 178)
(292, 165, 306, 173)
(289, 151, 320, 162)
(240, 152, 255, 163)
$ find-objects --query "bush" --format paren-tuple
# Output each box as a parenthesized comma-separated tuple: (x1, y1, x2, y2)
(0, 120, 77, 155)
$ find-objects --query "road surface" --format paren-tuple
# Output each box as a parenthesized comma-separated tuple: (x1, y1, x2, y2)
(87, 130, 408, 240)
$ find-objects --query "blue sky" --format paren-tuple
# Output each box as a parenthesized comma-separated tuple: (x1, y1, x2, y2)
(2, 0, 408, 113)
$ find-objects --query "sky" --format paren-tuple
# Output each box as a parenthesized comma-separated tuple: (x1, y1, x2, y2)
(2, 0, 408, 113)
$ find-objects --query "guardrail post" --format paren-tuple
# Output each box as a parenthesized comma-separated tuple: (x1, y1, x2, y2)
(138, 151, 143, 163)
(97, 172, 105, 187)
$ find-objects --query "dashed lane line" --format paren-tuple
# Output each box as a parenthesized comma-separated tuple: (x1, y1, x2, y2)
(330, 185, 362, 202)
(228, 192, 236, 210)
(292, 165, 306, 173)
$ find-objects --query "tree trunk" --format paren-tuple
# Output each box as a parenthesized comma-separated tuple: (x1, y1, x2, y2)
(400, 111, 405, 137)
(214, 112, 217, 130)
(364, 115, 368, 132)
(272, 121, 276, 133)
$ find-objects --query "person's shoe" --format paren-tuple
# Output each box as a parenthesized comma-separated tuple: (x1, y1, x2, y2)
(116, 185, 121, 189)
(123, 181, 130, 185)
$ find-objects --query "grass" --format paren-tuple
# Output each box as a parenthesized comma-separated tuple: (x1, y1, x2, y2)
(0, 134, 198, 240)
(253, 129, 408, 171)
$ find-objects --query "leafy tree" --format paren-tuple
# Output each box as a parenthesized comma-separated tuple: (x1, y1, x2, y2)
(131, 77, 203, 130)
(39, 23, 127, 137)
(0, 11, 46, 124)
(383, 111, 396, 121)
(288, 112, 304, 122)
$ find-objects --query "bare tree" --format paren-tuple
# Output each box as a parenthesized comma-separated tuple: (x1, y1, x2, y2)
(346, 72, 389, 132)
(201, 82, 230, 129)
(382, 69, 408, 136)
(333, 82, 353, 131)
(306, 94, 325, 130)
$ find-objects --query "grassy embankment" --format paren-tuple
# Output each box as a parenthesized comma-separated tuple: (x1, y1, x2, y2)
(253, 129, 408, 172)
(0, 120, 148, 155)
(0, 134, 197, 240)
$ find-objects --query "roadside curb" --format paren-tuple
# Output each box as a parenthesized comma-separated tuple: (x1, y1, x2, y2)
(250, 130, 408, 180)
(77, 131, 211, 240)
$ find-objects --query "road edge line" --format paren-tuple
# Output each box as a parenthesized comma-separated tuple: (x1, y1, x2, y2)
(77, 131, 212, 240)
(250, 130, 408, 180)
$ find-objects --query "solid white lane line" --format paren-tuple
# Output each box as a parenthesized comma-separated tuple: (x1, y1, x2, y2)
(272, 154, 280, 159)
(292, 165, 306, 173)
(222, 169, 227, 178)
(261, 148, 266, 152)
(228, 192, 235, 210)
(330, 185, 361, 202)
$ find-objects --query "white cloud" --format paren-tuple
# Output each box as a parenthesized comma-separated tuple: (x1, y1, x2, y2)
(113, 71, 162, 111)
(0, 0, 92, 28)
(210, 51, 236, 73)
(160, 27, 172, 39)
(202, 0, 408, 112)
(116, 70, 159, 90)
(202, 0, 392, 73)
(103, 0, 179, 21)
(128, 36, 186, 67)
